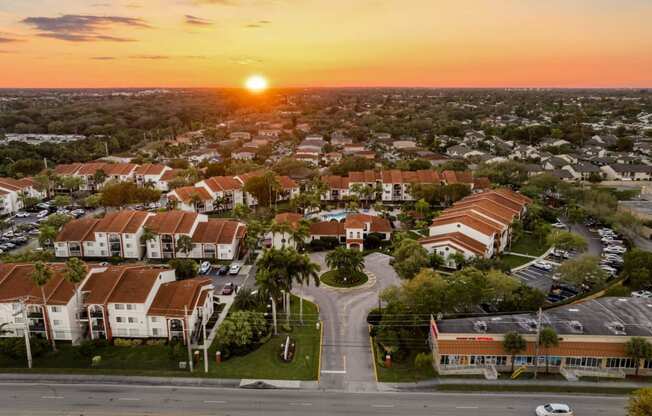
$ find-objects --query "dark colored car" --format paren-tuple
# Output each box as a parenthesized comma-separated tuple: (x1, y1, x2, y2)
(221, 283, 234, 295)
(217, 265, 229, 275)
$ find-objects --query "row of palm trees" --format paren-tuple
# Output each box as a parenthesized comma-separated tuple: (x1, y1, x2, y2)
(255, 247, 320, 331)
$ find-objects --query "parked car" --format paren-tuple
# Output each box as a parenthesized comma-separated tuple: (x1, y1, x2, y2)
(551, 221, 566, 229)
(632, 290, 652, 298)
(229, 263, 242, 275)
(221, 282, 234, 295)
(217, 265, 229, 276)
(36, 210, 49, 218)
(536, 403, 574, 416)
(604, 246, 626, 254)
(15, 211, 30, 218)
(552, 249, 570, 259)
(533, 261, 552, 271)
(199, 261, 211, 275)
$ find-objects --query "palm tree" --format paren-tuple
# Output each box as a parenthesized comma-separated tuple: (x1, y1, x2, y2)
(189, 192, 203, 212)
(30, 262, 56, 351)
(213, 195, 227, 212)
(325, 247, 364, 284)
(290, 220, 311, 252)
(625, 337, 652, 377)
(176, 235, 194, 258)
(287, 251, 320, 324)
(538, 326, 559, 374)
(63, 257, 87, 319)
(92, 169, 108, 190)
(503, 331, 527, 372)
(140, 226, 156, 247)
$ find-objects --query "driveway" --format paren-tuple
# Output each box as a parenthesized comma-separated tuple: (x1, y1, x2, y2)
(294, 252, 401, 391)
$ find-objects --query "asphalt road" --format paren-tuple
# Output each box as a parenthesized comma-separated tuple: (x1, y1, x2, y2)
(0, 383, 627, 415)
(296, 252, 401, 391)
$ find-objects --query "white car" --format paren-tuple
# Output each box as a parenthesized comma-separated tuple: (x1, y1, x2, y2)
(536, 403, 573, 416)
(36, 210, 49, 218)
(15, 211, 30, 218)
(229, 263, 242, 275)
(199, 261, 211, 275)
(604, 246, 626, 254)
(533, 261, 552, 271)
(632, 290, 652, 298)
(551, 222, 566, 229)
(600, 265, 617, 276)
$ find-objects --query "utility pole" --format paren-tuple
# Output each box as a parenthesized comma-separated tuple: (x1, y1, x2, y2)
(533, 308, 542, 380)
(15, 298, 32, 369)
(271, 297, 278, 336)
(202, 315, 208, 373)
(184, 305, 193, 372)
(104, 142, 109, 157)
(43, 157, 48, 170)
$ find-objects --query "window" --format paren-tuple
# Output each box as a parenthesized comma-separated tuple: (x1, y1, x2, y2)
(52, 319, 62, 326)
(50, 306, 61, 313)
(128, 328, 138, 336)
(54, 331, 65, 339)
(151, 317, 159, 323)
(152, 328, 159, 336)
(606, 357, 636, 368)
(116, 317, 124, 323)
(126, 304, 135, 310)
(126, 243, 131, 248)
(128, 317, 137, 324)
(114, 304, 124, 310)
(565, 357, 601, 367)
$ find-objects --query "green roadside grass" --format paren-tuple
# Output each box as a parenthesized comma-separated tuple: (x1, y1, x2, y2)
(207, 295, 321, 380)
(0, 296, 321, 381)
(435, 384, 636, 395)
(372, 340, 436, 383)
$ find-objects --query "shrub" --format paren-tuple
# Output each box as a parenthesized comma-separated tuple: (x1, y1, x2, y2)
(367, 308, 382, 326)
(414, 352, 432, 369)
(91, 356, 102, 366)
(145, 339, 167, 346)
(114, 338, 143, 347)
(0, 337, 49, 360)
(309, 237, 340, 251)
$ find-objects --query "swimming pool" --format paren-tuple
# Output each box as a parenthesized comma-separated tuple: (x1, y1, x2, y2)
(320, 210, 348, 222)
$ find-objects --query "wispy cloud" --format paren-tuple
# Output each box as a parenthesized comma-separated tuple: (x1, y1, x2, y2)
(185, 15, 213, 26)
(130, 54, 169, 59)
(0, 33, 23, 43)
(245, 20, 271, 28)
(228, 56, 263, 65)
(91, 56, 116, 60)
(21, 14, 150, 42)
(192, 0, 239, 5)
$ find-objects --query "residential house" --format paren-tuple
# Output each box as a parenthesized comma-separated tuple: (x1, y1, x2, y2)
(0, 177, 45, 215)
(601, 164, 652, 181)
(134, 164, 172, 191)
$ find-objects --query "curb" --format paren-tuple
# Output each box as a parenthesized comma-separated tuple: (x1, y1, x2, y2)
(0, 373, 241, 388)
(320, 269, 377, 292)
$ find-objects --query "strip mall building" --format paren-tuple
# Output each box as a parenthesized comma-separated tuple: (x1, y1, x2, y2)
(430, 297, 652, 376)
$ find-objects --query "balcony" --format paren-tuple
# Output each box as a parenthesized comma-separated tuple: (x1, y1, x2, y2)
(89, 310, 103, 318)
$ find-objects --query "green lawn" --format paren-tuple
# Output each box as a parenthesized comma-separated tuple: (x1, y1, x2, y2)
(373, 341, 436, 383)
(1, 296, 321, 381)
(509, 233, 549, 257)
(320, 270, 368, 288)
(498, 254, 532, 270)
(207, 295, 321, 380)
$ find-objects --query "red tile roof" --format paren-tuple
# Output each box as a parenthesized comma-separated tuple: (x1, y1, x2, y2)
(81, 266, 166, 305)
(348, 170, 381, 183)
(321, 175, 349, 189)
(135, 164, 168, 176)
(170, 186, 213, 203)
(202, 176, 242, 192)
(310, 221, 345, 236)
(147, 277, 213, 318)
(419, 232, 487, 256)
(145, 211, 199, 235)
(191, 220, 245, 244)
(0, 263, 78, 305)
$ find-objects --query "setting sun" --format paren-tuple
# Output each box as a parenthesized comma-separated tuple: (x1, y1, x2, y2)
(245, 75, 268, 93)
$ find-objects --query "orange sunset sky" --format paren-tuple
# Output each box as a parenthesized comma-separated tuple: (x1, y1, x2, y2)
(1, 0, 651, 88)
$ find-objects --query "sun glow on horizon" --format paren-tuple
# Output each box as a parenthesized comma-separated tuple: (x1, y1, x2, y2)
(245, 75, 268, 93)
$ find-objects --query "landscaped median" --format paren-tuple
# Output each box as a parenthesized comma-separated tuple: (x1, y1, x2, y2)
(0, 295, 321, 381)
(320, 270, 368, 288)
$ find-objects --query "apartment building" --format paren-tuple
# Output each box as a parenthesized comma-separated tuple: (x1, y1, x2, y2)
(81, 265, 176, 340)
(55, 210, 246, 261)
(143, 211, 246, 260)
(308, 213, 392, 251)
(0, 177, 45, 215)
(167, 186, 214, 213)
(0, 263, 83, 343)
(195, 176, 245, 210)
(134, 164, 173, 191)
(54, 210, 151, 259)
(53, 162, 138, 191)
(380, 170, 441, 202)
(420, 189, 530, 265)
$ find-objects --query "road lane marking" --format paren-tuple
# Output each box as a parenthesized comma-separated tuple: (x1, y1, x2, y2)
(372, 404, 395, 408)
(320, 370, 346, 374)
(203, 400, 226, 404)
(456, 406, 479, 409)
(289, 402, 313, 406)
(118, 398, 141, 401)
(41, 396, 64, 399)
